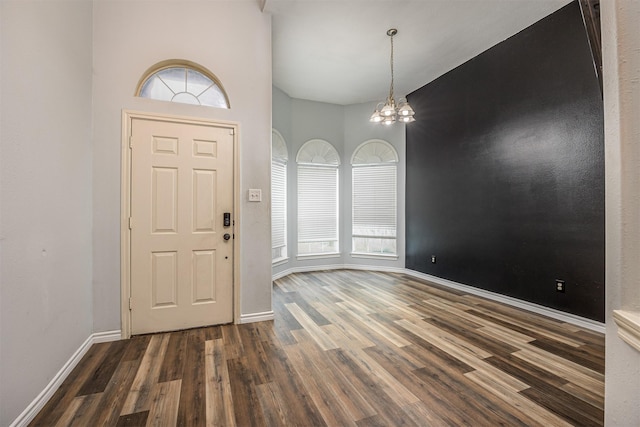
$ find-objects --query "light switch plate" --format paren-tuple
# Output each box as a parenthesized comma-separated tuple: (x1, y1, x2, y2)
(248, 189, 262, 202)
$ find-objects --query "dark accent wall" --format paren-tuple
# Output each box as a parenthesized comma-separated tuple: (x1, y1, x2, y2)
(405, 1, 604, 321)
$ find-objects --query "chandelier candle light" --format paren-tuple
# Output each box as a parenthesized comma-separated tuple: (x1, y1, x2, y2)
(370, 29, 416, 125)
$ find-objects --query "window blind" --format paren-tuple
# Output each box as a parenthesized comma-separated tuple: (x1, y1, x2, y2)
(297, 166, 338, 243)
(352, 164, 396, 237)
(271, 160, 287, 252)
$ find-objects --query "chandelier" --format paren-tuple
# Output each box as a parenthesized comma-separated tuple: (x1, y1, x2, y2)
(370, 29, 416, 125)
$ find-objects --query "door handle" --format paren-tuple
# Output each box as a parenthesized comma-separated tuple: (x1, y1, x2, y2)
(223, 233, 231, 241)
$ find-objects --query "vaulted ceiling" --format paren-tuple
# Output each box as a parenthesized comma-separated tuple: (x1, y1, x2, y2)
(266, 0, 572, 105)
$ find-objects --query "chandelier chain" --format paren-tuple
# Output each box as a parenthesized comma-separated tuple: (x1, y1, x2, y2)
(389, 32, 394, 102)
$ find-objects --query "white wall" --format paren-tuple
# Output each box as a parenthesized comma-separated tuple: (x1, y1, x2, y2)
(273, 86, 292, 150)
(92, 0, 273, 331)
(603, 0, 640, 424)
(0, 1, 94, 424)
(0, 2, 271, 422)
(288, 99, 346, 269)
(271, 91, 406, 276)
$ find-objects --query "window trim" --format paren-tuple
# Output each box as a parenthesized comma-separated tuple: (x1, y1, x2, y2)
(296, 139, 340, 257)
(350, 252, 399, 260)
(135, 59, 230, 108)
(351, 139, 398, 257)
(272, 256, 290, 267)
(296, 253, 341, 261)
(271, 129, 288, 265)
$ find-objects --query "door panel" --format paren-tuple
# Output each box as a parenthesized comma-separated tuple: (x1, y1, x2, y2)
(151, 251, 178, 307)
(193, 250, 216, 303)
(130, 118, 234, 335)
(193, 169, 216, 232)
(152, 167, 178, 233)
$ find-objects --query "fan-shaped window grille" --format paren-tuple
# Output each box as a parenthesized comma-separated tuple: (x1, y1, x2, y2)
(296, 139, 340, 166)
(136, 60, 230, 108)
(351, 140, 398, 257)
(351, 139, 398, 164)
(272, 129, 288, 264)
(296, 139, 340, 257)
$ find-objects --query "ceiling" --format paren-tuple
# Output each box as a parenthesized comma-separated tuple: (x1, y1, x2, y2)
(266, 0, 572, 106)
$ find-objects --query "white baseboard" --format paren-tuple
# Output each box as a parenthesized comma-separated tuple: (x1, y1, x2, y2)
(272, 263, 405, 281)
(91, 329, 123, 343)
(402, 270, 606, 333)
(272, 264, 343, 281)
(10, 330, 121, 427)
(272, 265, 605, 334)
(343, 264, 407, 274)
(239, 311, 275, 324)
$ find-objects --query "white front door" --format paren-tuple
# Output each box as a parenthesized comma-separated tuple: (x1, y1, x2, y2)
(129, 117, 234, 335)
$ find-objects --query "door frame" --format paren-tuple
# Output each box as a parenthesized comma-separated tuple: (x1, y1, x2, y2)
(120, 110, 241, 339)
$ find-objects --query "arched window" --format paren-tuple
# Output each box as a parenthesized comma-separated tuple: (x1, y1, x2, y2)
(136, 60, 230, 108)
(296, 139, 340, 257)
(351, 140, 398, 257)
(272, 129, 288, 264)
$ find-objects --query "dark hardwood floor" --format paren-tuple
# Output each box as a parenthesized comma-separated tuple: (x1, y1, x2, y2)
(30, 270, 604, 426)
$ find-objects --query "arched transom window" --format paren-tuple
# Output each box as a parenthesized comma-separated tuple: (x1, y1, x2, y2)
(351, 139, 398, 257)
(272, 129, 289, 264)
(136, 60, 230, 108)
(296, 139, 340, 257)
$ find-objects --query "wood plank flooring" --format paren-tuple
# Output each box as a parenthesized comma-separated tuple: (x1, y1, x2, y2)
(30, 270, 604, 426)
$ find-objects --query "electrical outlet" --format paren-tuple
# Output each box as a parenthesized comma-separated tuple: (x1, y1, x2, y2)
(555, 279, 565, 293)
(431, 255, 436, 264)
(248, 189, 262, 202)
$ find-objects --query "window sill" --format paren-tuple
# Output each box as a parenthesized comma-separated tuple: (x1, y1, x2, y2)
(351, 252, 399, 260)
(272, 257, 289, 267)
(613, 310, 640, 353)
(296, 253, 341, 261)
